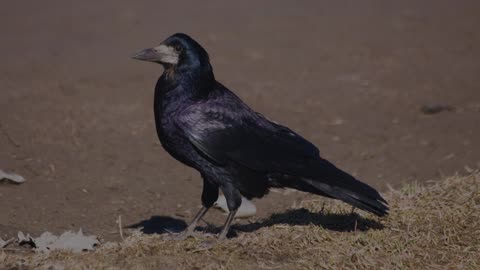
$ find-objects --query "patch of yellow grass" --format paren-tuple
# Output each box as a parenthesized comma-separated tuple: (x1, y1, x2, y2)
(3, 173, 479, 270)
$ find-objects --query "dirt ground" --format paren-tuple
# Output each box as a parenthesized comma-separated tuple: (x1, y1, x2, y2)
(1, 0, 479, 243)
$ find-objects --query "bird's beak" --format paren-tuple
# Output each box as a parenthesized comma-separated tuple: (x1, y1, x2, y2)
(131, 47, 158, 62)
(131, 45, 179, 64)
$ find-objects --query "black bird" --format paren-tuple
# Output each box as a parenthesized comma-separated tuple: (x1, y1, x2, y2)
(132, 33, 388, 240)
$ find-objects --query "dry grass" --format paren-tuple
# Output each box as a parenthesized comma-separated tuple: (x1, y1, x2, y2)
(2, 172, 479, 270)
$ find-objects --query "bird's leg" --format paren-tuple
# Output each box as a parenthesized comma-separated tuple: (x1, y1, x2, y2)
(176, 176, 218, 240)
(218, 209, 238, 240)
(217, 184, 242, 240)
(175, 206, 209, 240)
(197, 208, 238, 249)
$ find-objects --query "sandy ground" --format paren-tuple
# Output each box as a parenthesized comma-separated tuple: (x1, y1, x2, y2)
(1, 0, 479, 241)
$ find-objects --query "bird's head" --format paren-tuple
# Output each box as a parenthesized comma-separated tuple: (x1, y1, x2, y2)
(132, 33, 211, 72)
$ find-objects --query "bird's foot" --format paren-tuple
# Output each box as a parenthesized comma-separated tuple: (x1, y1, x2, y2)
(173, 229, 196, 241)
(196, 239, 218, 250)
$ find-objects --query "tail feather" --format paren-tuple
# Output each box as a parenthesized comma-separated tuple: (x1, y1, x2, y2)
(276, 158, 389, 216)
(302, 178, 388, 216)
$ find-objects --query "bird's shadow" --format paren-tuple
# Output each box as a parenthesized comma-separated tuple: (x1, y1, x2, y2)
(128, 208, 384, 237)
(234, 208, 384, 234)
(127, 216, 187, 234)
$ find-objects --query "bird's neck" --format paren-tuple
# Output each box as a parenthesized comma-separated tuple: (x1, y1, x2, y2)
(163, 64, 215, 99)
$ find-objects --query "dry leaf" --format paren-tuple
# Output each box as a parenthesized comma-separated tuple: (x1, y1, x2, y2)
(0, 169, 25, 184)
(0, 237, 14, 248)
(18, 229, 99, 253)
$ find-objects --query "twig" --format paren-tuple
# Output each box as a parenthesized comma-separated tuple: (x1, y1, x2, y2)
(0, 122, 20, 147)
(117, 215, 124, 241)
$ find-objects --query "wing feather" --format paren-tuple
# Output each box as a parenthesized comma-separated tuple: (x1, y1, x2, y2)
(176, 100, 319, 172)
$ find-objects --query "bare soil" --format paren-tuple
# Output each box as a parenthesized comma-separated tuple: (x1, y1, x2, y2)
(1, 0, 479, 243)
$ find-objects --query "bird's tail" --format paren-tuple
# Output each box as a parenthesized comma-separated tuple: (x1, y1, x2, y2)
(276, 159, 389, 217)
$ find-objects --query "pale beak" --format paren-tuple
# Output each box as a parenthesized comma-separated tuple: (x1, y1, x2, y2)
(131, 45, 179, 64)
(132, 47, 161, 62)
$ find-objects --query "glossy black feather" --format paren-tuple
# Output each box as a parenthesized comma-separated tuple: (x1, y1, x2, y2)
(149, 33, 388, 217)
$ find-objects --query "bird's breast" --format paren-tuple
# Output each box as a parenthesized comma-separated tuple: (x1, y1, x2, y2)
(154, 107, 200, 168)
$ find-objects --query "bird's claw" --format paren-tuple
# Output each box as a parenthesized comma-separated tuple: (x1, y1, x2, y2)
(197, 239, 217, 250)
(173, 230, 195, 241)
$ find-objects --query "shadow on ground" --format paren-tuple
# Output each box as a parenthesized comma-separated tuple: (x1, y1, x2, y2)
(234, 208, 384, 233)
(128, 208, 384, 238)
(127, 216, 187, 234)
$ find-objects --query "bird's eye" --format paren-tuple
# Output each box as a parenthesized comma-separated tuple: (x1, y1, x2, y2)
(174, 45, 182, 52)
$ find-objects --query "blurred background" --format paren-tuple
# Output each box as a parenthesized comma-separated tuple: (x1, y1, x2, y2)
(1, 0, 479, 239)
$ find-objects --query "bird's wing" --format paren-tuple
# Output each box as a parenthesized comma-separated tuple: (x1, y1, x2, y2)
(175, 100, 319, 172)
